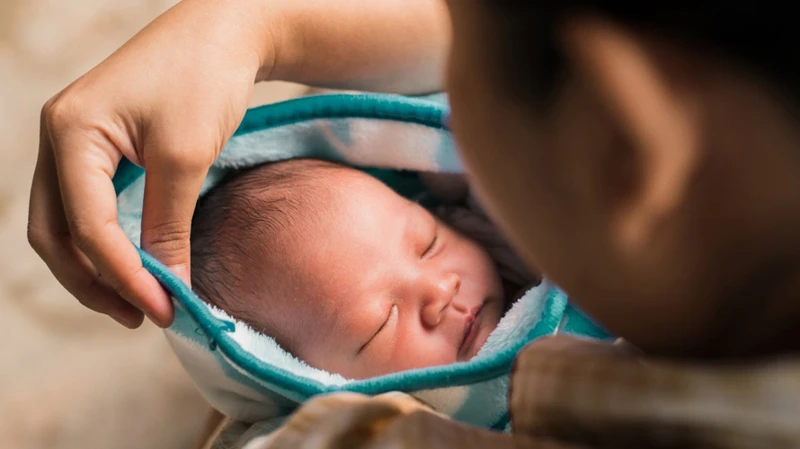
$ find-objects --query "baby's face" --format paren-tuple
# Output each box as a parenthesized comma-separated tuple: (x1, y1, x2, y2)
(246, 170, 505, 379)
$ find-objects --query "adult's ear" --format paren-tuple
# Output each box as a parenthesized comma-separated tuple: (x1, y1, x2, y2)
(559, 14, 704, 253)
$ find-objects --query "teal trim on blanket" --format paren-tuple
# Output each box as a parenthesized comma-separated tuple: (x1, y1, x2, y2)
(113, 93, 448, 203)
(235, 93, 448, 137)
(114, 91, 611, 425)
(113, 158, 144, 194)
(561, 304, 612, 339)
(491, 413, 511, 431)
(139, 248, 572, 398)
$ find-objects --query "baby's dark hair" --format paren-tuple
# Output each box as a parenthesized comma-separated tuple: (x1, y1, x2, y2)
(190, 159, 347, 328)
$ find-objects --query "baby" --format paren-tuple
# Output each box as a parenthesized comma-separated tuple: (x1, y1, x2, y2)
(191, 159, 534, 379)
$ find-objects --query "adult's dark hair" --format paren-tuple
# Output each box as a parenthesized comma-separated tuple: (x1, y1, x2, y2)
(481, 2, 797, 110)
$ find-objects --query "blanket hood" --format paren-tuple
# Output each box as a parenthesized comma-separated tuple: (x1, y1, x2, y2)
(113, 92, 611, 431)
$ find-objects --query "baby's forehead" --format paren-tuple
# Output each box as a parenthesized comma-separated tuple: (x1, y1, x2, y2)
(240, 162, 378, 196)
(230, 162, 408, 256)
(228, 160, 419, 258)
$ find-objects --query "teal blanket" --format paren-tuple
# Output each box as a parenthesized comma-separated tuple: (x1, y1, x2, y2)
(113, 92, 611, 431)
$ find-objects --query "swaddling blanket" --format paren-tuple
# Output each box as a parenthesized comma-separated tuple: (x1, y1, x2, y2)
(113, 92, 611, 431)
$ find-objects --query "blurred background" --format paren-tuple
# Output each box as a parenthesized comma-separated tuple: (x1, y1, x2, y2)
(0, 1, 306, 447)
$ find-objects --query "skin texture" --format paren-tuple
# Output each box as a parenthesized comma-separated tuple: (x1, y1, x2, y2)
(28, 0, 450, 328)
(228, 168, 504, 379)
(446, 1, 800, 357)
(29, 0, 800, 358)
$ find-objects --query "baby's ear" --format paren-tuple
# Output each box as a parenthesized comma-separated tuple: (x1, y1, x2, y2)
(419, 172, 469, 204)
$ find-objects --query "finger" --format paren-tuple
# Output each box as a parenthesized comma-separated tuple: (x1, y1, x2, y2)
(140, 146, 211, 287)
(28, 123, 144, 328)
(52, 129, 174, 327)
(50, 236, 145, 328)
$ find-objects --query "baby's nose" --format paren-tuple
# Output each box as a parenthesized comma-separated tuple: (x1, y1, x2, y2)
(421, 272, 461, 328)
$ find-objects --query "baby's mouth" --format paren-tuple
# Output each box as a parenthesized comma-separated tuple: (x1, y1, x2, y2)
(458, 302, 486, 359)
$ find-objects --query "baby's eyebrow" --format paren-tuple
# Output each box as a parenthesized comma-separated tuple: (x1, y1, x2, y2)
(404, 201, 430, 240)
(393, 203, 416, 251)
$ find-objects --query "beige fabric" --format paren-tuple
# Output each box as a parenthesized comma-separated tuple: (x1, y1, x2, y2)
(205, 335, 800, 449)
(0, 1, 311, 445)
(218, 391, 582, 449)
(510, 336, 800, 448)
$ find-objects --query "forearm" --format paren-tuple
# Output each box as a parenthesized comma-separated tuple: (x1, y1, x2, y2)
(259, 0, 450, 94)
(158, 0, 448, 94)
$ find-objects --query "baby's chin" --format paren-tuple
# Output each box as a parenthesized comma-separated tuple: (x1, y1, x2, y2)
(467, 325, 494, 360)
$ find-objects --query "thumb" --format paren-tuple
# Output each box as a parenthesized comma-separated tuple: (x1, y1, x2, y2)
(140, 155, 210, 288)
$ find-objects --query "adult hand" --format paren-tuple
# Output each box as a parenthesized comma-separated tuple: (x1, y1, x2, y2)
(28, 0, 270, 328)
(28, 0, 448, 329)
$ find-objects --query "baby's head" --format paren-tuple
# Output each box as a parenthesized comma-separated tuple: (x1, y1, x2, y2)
(191, 159, 504, 379)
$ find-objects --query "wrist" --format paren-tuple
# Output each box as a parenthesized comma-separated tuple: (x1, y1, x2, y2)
(237, 0, 290, 83)
(172, 0, 279, 83)
(225, 0, 281, 83)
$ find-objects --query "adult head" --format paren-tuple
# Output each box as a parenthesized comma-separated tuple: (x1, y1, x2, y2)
(446, 1, 800, 357)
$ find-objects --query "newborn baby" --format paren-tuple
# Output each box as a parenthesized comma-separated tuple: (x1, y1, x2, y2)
(191, 159, 532, 379)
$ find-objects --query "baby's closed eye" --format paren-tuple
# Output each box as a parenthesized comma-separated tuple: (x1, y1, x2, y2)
(422, 226, 439, 258)
(358, 304, 398, 355)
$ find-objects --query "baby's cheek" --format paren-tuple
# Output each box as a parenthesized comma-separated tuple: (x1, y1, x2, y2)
(358, 328, 456, 377)
(385, 333, 458, 372)
(459, 238, 504, 292)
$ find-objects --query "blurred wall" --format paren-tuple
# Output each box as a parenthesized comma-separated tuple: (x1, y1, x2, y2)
(0, 1, 305, 447)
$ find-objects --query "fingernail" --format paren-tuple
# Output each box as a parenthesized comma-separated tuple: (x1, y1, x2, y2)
(144, 310, 167, 328)
(168, 264, 191, 288)
(112, 314, 137, 329)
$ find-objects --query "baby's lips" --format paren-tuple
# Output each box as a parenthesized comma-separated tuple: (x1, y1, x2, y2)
(458, 303, 485, 358)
